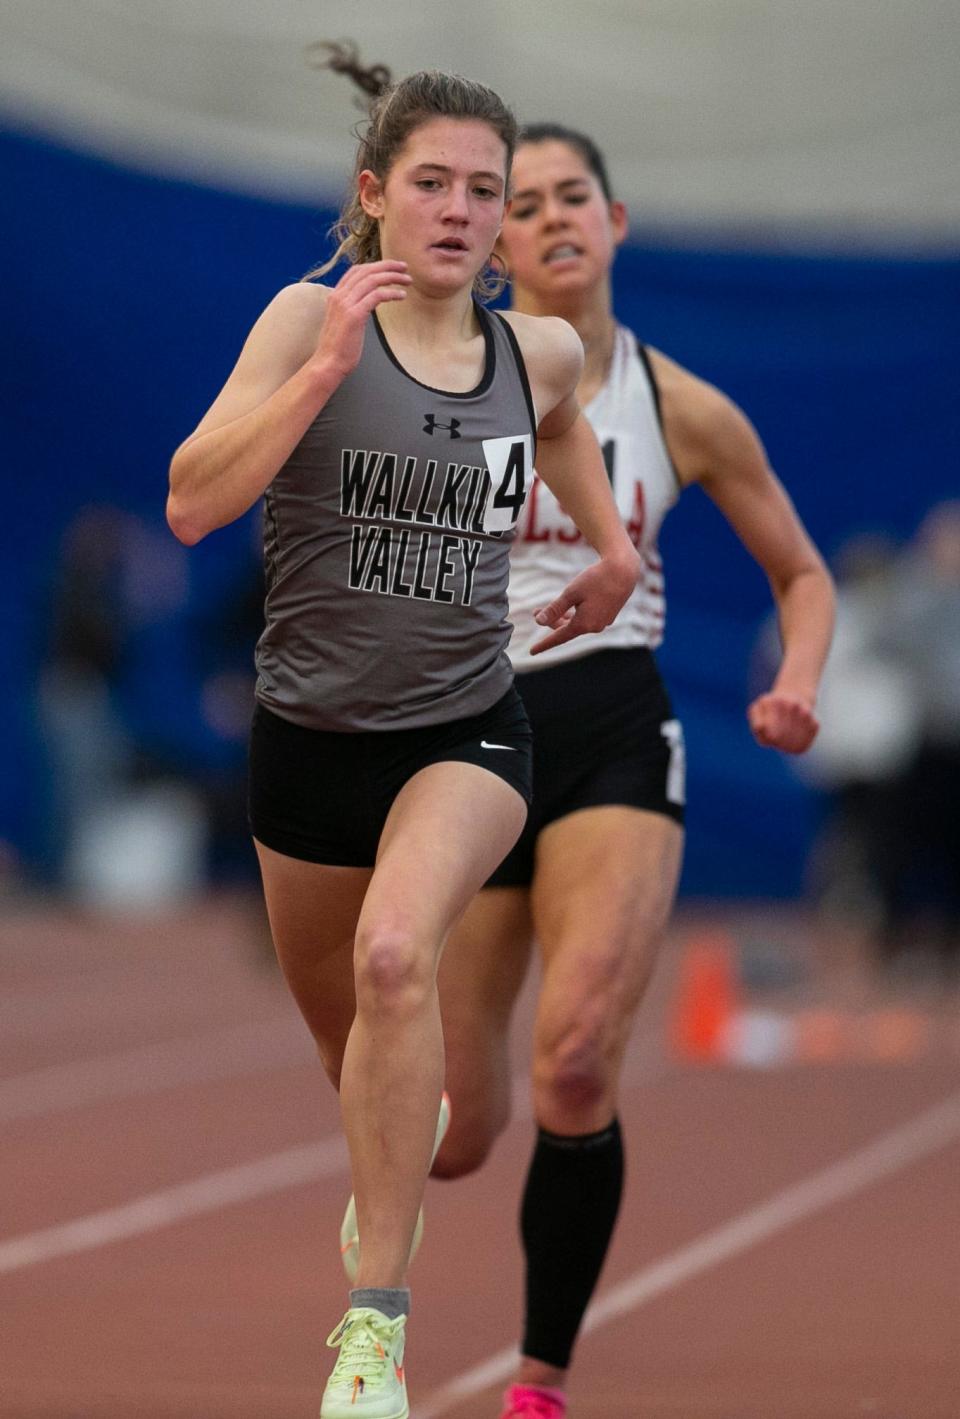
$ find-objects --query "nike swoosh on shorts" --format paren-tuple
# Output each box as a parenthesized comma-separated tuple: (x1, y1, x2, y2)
(480, 741, 517, 751)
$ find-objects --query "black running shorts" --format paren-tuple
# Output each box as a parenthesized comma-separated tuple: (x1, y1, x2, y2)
(249, 686, 533, 867)
(487, 647, 685, 888)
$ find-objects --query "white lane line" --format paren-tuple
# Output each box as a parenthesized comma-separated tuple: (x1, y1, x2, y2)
(0, 1049, 668, 1279)
(0, 1016, 313, 1124)
(412, 1086, 960, 1418)
(0, 1134, 349, 1276)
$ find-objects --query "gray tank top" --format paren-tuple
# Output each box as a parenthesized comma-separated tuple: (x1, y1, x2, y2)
(256, 303, 538, 731)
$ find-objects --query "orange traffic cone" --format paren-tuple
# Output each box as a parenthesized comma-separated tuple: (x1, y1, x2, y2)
(670, 933, 739, 1063)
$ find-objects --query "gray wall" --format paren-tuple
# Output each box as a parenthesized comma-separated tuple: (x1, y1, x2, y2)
(1, 0, 958, 243)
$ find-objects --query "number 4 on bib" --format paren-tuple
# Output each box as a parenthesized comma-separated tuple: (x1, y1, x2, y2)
(480, 435, 533, 534)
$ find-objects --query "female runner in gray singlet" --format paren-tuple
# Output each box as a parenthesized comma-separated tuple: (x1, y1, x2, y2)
(167, 66, 640, 1419)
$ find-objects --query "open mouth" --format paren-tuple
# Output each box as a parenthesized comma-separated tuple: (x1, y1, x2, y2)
(544, 243, 583, 264)
(432, 238, 469, 253)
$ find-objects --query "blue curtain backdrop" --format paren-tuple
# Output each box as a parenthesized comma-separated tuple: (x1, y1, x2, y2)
(3, 127, 959, 894)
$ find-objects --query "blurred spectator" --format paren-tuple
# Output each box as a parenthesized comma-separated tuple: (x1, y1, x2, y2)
(877, 502, 960, 976)
(192, 526, 264, 888)
(36, 505, 206, 907)
(796, 534, 921, 947)
(33, 501, 271, 944)
(37, 506, 139, 881)
(189, 529, 274, 962)
(777, 510, 960, 982)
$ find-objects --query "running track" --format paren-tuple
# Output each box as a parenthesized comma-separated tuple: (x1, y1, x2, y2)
(2, 896, 958, 1418)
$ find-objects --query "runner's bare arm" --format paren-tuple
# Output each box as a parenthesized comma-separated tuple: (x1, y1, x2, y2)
(652, 350, 835, 753)
(167, 263, 410, 544)
(504, 312, 640, 653)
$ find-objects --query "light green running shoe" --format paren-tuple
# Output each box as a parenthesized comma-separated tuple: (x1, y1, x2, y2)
(340, 1092, 451, 1282)
(320, 1307, 408, 1419)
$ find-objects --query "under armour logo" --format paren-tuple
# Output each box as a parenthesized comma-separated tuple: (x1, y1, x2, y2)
(423, 414, 461, 438)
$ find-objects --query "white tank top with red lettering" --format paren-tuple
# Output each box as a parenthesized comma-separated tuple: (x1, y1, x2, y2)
(508, 324, 680, 671)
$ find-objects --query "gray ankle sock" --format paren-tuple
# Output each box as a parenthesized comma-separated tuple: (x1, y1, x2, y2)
(350, 1286, 410, 1320)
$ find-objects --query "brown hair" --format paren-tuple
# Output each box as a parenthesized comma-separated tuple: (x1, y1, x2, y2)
(520, 122, 615, 201)
(305, 42, 517, 301)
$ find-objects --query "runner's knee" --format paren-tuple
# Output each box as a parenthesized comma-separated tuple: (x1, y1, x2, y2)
(535, 1021, 616, 1117)
(353, 924, 433, 1018)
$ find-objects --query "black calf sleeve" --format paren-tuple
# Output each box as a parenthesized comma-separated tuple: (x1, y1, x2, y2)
(519, 1118, 624, 1370)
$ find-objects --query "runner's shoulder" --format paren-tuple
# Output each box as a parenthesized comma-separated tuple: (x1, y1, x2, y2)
(500, 310, 583, 383)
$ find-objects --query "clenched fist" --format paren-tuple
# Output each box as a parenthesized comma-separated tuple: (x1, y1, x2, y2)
(747, 691, 819, 755)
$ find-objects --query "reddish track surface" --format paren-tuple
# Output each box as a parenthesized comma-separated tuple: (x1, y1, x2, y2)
(2, 895, 959, 1418)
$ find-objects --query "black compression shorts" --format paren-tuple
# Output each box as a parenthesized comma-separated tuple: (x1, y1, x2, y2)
(487, 647, 685, 889)
(248, 686, 532, 868)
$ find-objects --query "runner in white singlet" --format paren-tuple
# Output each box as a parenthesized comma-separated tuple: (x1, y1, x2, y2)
(434, 124, 836, 1419)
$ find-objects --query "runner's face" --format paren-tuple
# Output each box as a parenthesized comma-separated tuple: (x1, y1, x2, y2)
(499, 140, 625, 301)
(361, 117, 508, 296)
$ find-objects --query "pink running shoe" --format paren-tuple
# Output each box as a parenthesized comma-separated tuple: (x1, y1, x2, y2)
(499, 1384, 567, 1418)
